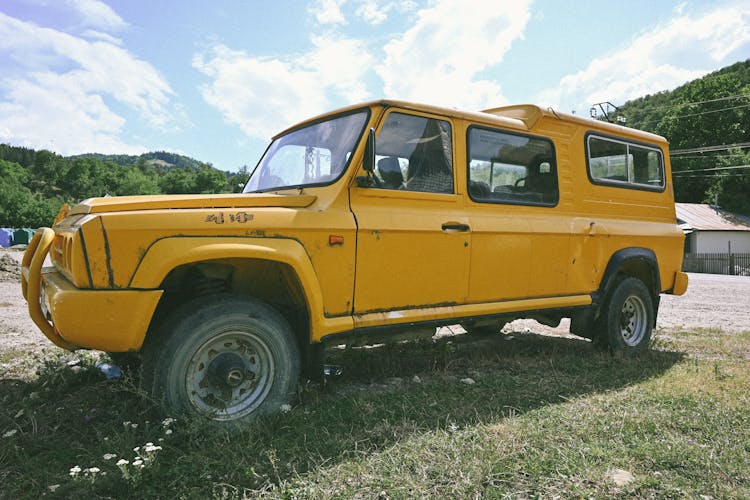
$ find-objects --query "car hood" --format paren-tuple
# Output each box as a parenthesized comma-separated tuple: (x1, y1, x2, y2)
(69, 193, 317, 215)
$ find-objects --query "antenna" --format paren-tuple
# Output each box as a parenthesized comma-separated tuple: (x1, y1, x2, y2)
(589, 101, 626, 124)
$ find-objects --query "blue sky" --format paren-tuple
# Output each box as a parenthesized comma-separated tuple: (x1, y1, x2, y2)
(1, 0, 749, 172)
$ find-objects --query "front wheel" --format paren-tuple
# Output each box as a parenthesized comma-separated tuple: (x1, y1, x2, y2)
(596, 277, 654, 354)
(141, 295, 300, 422)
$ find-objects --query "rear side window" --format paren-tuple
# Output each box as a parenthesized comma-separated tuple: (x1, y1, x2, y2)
(467, 126, 558, 206)
(587, 135, 665, 191)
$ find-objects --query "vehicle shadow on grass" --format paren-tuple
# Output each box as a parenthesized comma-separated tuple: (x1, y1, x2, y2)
(0, 330, 685, 497)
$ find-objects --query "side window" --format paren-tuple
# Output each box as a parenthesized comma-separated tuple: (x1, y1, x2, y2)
(467, 127, 558, 206)
(587, 135, 664, 190)
(374, 112, 453, 193)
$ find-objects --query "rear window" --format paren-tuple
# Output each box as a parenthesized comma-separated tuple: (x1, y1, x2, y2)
(586, 135, 665, 191)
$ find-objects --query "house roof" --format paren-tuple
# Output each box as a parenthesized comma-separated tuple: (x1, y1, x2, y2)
(675, 203, 750, 231)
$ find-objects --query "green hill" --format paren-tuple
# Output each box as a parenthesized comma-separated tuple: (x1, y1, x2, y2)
(70, 151, 212, 172)
(0, 145, 250, 227)
(613, 59, 750, 214)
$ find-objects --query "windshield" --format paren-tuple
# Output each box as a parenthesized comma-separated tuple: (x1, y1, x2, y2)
(244, 110, 369, 193)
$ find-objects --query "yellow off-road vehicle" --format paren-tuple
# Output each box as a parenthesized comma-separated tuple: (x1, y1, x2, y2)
(22, 100, 688, 421)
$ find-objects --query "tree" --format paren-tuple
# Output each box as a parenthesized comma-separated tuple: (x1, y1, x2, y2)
(117, 167, 160, 196)
(228, 165, 251, 193)
(0, 160, 62, 227)
(159, 168, 198, 194)
(195, 167, 229, 193)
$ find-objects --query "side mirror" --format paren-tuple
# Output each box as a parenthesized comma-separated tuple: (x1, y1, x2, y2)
(363, 128, 375, 173)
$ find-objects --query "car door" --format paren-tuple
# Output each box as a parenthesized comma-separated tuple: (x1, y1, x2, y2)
(349, 110, 470, 318)
(465, 125, 568, 301)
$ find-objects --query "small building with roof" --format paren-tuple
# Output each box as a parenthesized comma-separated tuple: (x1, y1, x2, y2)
(676, 203, 750, 254)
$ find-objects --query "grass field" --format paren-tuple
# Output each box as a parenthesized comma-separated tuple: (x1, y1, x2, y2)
(1, 327, 749, 498)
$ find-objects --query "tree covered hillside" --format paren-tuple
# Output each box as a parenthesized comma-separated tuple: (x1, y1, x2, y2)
(615, 59, 750, 214)
(0, 145, 250, 228)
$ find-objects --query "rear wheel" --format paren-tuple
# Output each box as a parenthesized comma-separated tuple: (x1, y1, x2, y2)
(141, 295, 300, 422)
(596, 277, 654, 354)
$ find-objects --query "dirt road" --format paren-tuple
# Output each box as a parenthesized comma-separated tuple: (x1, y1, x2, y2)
(1, 248, 749, 359)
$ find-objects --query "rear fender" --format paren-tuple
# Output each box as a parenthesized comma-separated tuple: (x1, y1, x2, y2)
(594, 247, 661, 324)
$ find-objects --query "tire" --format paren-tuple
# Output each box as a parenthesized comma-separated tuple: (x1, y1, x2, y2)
(596, 277, 654, 354)
(141, 294, 300, 422)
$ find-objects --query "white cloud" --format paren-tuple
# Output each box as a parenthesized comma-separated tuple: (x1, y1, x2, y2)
(355, 0, 417, 26)
(66, 0, 127, 30)
(376, 0, 532, 110)
(81, 29, 123, 45)
(538, 3, 750, 113)
(193, 35, 373, 140)
(309, 0, 347, 25)
(0, 11, 172, 155)
(0, 74, 144, 154)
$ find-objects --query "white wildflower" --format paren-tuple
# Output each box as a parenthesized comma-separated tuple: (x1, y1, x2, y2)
(2, 429, 17, 438)
(116, 459, 129, 466)
(132, 459, 144, 468)
(164, 429, 173, 435)
(69, 465, 82, 477)
(280, 404, 292, 413)
(133, 446, 140, 453)
(130, 423, 138, 429)
(14, 409, 24, 419)
(103, 453, 117, 460)
(48, 485, 60, 492)
(161, 417, 176, 427)
(85, 467, 101, 475)
(123, 421, 131, 427)
(144, 443, 162, 453)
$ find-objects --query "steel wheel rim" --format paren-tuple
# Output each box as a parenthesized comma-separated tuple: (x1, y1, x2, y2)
(619, 295, 647, 346)
(185, 329, 275, 420)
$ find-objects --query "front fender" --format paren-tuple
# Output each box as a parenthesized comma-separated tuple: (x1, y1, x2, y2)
(129, 236, 352, 341)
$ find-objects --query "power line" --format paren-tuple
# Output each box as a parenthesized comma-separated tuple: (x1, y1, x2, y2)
(663, 103, 750, 120)
(671, 142, 750, 155)
(636, 103, 750, 127)
(672, 153, 749, 160)
(672, 164, 750, 174)
(627, 92, 750, 113)
(672, 172, 750, 179)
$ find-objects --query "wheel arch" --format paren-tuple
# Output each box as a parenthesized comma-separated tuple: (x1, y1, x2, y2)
(131, 237, 324, 346)
(596, 247, 661, 323)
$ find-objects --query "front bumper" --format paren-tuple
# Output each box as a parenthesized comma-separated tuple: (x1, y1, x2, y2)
(21, 228, 163, 351)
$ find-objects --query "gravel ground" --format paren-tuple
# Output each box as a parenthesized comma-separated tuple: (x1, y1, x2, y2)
(1, 247, 749, 360)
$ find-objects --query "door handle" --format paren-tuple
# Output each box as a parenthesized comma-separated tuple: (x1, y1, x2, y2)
(442, 223, 470, 232)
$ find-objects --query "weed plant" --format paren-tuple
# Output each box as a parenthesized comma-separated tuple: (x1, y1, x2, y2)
(0, 328, 748, 498)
